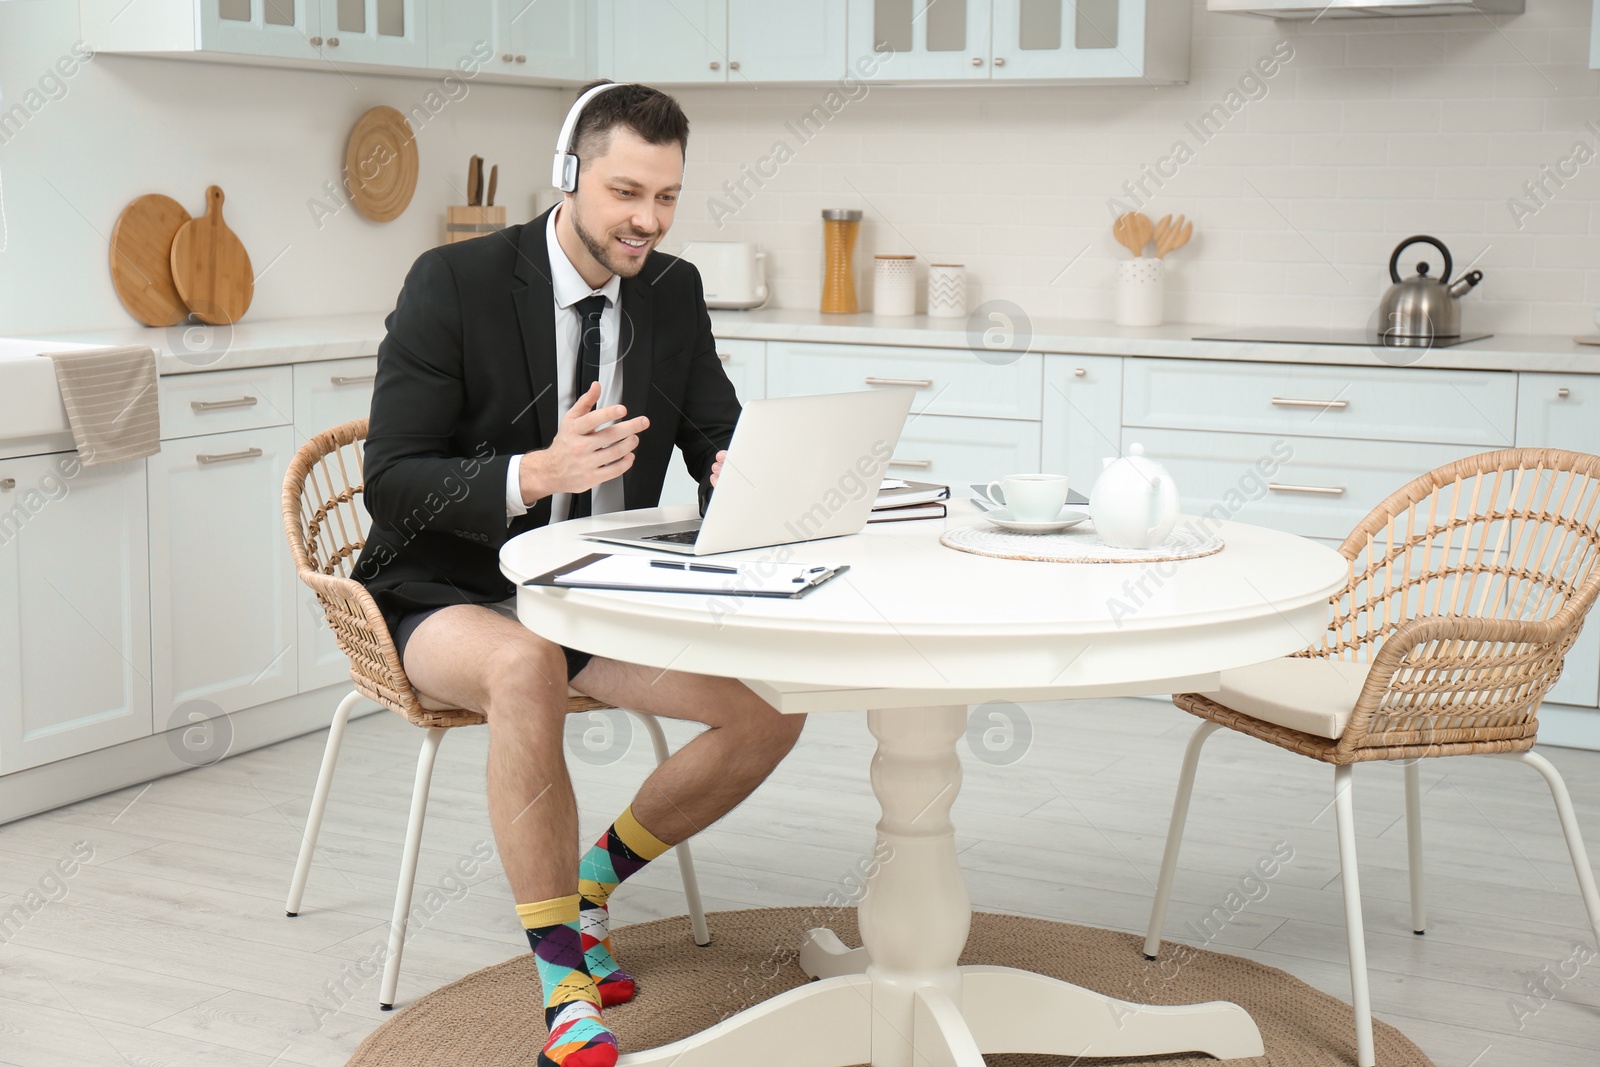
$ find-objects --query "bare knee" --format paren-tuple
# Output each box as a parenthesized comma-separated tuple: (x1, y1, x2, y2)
(482, 638, 569, 725)
(740, 696, 806, 761)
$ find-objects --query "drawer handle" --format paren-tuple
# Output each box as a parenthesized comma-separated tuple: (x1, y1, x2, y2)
(331, 374, 375, 386)
(888, 458, 933, 469)
(191, 395, 259, 411)
(1073, 367, 1087, 377)
(1268, 482, 1345, 496)
(1558, 387, 1571, 399)
(0, 477, 14, 490)
(865, 376, 934, 388)
(197, 447, 264, 465)
(716, 352, 732, 362)
(1271, 397, 1348, 410)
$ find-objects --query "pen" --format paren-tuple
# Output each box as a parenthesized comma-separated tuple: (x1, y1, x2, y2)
(650, 559, 739, 574)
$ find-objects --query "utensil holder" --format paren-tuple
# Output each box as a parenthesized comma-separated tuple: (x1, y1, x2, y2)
(873, 254, 917, 316)
(927, 263, 966, 319)
(444, 205, 505, 246)
(1115, 258, 1165, 327)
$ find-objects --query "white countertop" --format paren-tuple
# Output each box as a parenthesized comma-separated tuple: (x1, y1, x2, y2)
(20, 308, 1600, 375)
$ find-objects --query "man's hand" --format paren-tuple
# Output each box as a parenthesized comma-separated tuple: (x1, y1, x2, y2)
(519, 383, 649, 504)
(710, 449, 727, 488)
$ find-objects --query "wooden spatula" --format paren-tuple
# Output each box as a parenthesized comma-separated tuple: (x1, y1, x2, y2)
(169, 185, 254, 326)
(1157, 215, 1193, 259)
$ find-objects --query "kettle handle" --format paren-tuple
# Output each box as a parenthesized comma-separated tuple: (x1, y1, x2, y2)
(1389, 234, 1452, 285)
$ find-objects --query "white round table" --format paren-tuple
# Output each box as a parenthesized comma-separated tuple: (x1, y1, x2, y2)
(501, 504, 1347, 1067)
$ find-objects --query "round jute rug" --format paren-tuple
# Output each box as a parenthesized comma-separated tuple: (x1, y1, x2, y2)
(347, 908, 1434, 1066)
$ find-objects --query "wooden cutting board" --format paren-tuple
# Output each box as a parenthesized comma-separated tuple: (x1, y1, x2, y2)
(169, 185, 253, 325)
(109, 193, 192, 327)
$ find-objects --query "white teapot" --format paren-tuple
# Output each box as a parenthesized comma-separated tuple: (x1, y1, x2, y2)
(1089, 443, 1181, 549)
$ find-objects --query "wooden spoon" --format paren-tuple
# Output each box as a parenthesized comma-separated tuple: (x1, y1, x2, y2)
(1129, 212, 1154, 257)
(1157, 215, 1193, 259)
(1112, 213, 1143, 257)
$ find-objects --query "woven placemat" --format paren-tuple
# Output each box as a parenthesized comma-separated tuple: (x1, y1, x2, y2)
(346, 907, 1433, 1066)
(941, 521, 1225, 563)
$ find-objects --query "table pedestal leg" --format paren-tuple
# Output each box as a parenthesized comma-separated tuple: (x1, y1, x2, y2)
(618, 705, 1262, 1066)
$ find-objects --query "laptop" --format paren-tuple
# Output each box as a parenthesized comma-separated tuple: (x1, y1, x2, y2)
(583, 388, 916, 556)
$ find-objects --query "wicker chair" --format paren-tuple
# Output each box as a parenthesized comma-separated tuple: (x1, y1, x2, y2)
(1143, 447, 1600, 1067)
(281, 418, 710, 1010)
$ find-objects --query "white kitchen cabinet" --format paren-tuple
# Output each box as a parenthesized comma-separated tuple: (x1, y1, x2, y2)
(765, 341, 1042, 421)
(660, 339, 764, 508)
(599, 0, 727, 83)
(726, 0, 848, 81)
(293, 358, 376, 692)
(1516, 372, 1600, 711)
(0, 454, 152, 775)
(147, 425, 300, 725)
(848, 0, 1189, 84)
(428, 0, 587, 81)
(86, 0, 427, 69)
(1042, 355, 1121, 497)
(890, 413, 1041, 491)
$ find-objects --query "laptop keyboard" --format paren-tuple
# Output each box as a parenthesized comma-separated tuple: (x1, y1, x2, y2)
(642, 529, 701, 545)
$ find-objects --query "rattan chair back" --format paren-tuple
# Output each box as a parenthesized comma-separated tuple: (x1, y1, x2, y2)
(1301, 447, 1600, 760)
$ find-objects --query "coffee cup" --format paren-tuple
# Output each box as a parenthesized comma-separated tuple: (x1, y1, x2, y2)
(983, 473, 1070, 522)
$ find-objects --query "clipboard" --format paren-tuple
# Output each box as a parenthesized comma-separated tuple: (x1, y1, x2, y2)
(523, 552, 850, 599)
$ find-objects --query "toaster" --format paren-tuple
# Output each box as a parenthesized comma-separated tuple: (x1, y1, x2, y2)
(677, 241, 769, 309)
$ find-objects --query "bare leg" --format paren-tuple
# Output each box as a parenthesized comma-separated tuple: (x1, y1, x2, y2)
(568, 656, 806, 845)
(402, 604, 583, 903)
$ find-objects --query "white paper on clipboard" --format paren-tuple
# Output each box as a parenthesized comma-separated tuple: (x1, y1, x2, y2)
(546, 553, 846, 597)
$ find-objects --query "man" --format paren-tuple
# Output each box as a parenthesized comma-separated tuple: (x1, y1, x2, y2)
(354, 81, 805, 1067)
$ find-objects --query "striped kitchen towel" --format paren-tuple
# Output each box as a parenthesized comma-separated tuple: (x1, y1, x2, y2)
(44, 344, 161, 467)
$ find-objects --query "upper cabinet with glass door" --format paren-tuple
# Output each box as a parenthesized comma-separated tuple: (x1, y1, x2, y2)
(850, 0, 1190, 84)
(84, 0, 428, 68)
(597, 0, 847, 84)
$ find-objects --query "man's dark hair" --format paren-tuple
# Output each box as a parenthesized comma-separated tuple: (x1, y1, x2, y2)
(570, 79, 689, 176)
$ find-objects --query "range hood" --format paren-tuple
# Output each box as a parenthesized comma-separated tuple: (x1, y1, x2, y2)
(1208, 0, 1522, 17)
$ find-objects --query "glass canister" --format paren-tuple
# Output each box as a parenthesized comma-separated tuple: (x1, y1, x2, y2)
(821, 208, 863, 314)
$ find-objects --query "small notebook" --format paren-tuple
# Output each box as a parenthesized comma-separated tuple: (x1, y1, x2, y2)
(524, 552, 849, 598)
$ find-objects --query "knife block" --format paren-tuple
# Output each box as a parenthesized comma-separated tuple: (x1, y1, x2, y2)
(444, 205, 505, 245)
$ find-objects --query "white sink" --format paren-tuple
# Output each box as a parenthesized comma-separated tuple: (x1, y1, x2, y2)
(0, 338, 100, 445)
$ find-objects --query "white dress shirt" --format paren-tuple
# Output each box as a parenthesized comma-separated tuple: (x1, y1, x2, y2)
(504, 200, 626, 524)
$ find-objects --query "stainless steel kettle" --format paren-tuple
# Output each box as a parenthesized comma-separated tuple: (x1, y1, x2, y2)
(1377, 235, 1482, 340)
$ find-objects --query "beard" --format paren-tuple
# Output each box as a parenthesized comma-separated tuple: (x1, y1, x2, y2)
(570, 200, 656, 279)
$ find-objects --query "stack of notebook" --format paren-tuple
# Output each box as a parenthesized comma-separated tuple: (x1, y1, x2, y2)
(869, 479, 950, 523)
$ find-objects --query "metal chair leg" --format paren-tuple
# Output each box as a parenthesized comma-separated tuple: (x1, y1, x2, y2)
(1490, 750, 1600, 951)
(379, 726, 447, 1010)
(1143, 720, 1223, 958)
(285, 690, 363, 917)
(1333, 764, 1376, 1067)
(1404, 759, 1426, 935)
(635, 711, 712, 946)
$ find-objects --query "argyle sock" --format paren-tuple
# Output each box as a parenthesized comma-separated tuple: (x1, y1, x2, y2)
(518, 894, 618, 1067)
(578, 806, 673, 1006)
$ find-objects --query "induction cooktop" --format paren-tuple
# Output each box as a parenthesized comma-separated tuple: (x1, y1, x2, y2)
(1193, 326, 1493, 349)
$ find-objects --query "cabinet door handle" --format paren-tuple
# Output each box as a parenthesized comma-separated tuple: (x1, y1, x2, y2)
(309, 35, 323, 45)
(1268, 482, 1345, 496)
(709, 60, 721, 70)
(889, 458, 933, 469)
(327, 36, 339, 46)
(993, 57, 1006, 67)
(1073, 367, 1087, 377)
(865, 376, 934, 388)
(502, 53, 514, 62)
(0, 478, 15, 491)
(716, 351, 732, 362)
(1271, 396, 1348, 410)
(1558, 387, 1571, 399)
(197, 447, 264, 465)
(191, 395, 259, 411)
(970, 56, 984, 66)
(516, 54, 527, 62)
(331, 374, 375, 386)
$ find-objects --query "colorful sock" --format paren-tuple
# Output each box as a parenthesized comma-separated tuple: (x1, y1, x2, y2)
(578, 806, 672, 1006)
(518, 894, 618, 1067)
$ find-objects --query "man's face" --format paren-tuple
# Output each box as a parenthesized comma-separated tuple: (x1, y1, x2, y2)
(567, 125, 683, 279)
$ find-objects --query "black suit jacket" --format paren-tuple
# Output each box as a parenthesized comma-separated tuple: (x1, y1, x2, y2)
(353, 207, 741, 632)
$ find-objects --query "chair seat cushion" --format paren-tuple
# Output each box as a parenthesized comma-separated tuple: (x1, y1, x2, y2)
(414, 687, 591, 713)
(1196, 657, 1372, 739)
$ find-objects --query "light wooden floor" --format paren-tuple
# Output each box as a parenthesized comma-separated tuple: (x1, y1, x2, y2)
(2, 695, 1598, 1066)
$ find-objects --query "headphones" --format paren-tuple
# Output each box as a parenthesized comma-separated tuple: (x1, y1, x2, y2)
(551, 81, 636, 194)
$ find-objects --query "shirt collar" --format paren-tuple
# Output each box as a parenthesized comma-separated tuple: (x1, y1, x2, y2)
(547, 200, 621, 311)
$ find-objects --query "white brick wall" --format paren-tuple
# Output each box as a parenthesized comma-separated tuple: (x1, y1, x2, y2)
(663, 0, 1600, 337)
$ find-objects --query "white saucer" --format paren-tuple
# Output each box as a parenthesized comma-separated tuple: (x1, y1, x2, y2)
(980, 507, 1091, 534)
